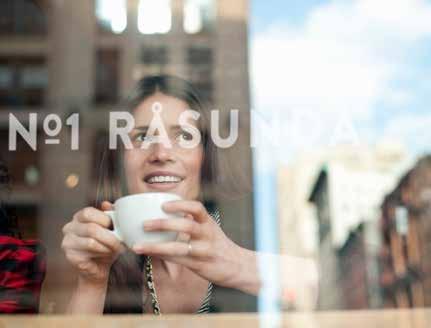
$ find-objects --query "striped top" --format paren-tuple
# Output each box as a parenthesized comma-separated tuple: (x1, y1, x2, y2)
(144, 209, 221, 314)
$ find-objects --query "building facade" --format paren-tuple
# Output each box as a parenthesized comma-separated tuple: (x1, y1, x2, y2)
(307, 144, 409, 310)
(379, 155, 431, 308)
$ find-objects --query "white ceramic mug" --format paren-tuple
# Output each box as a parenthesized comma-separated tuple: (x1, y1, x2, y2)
(104, 192, 182, 248)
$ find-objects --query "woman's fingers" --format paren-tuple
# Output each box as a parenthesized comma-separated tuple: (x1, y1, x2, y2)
(162, 200, 209, 223)
(65, 221, 122, 253)
(74, 207, 112, 229)
(143, 218, 202, 238)
(62, 233, 112, 255)
(133, 240, 210, 258)
(101, 201, 114, 212)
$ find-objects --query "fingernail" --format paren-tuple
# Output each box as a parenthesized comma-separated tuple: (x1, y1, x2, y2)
(163, 201, 175, 208)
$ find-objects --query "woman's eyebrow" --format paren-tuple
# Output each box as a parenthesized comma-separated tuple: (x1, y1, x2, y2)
(170, 125, 183, 131)
(133, 126, 149, 131)
(132, 125, 197, 133)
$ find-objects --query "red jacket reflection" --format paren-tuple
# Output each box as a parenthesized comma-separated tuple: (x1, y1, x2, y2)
(0, 236, 46, 314)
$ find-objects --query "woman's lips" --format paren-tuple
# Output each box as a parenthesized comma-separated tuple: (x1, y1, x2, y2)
(144, 181, 181, 191)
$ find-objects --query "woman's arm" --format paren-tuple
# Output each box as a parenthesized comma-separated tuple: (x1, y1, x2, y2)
(225, 247, 318, 310)
(67, 277, 108, 314)
(222, 246, 261, 295)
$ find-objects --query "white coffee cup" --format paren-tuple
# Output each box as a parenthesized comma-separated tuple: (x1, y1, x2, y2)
(104, 192, 183, 249)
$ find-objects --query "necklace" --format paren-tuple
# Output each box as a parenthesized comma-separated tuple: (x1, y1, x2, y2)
(144, 255, 161, 315)
(143, 209, 220, 314)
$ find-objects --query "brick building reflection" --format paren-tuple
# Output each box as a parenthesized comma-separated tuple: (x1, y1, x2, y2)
(379, 156, 431, 308)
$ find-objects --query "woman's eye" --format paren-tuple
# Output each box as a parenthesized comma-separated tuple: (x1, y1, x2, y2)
(135, 133, 152, 142)
(177, 131, 193, 141)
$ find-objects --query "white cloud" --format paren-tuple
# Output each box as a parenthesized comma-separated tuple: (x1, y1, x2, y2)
(251, 0, 431, 161)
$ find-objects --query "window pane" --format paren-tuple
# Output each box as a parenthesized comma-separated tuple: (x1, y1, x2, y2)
(141, 47, 168, 66)
(21, 66, 48, 89)
(187, 47, 213, 103)
(0, 0, 47, 35)
(95, 0, 127, 34)
(184, 0, 215, 34)
(138, 0, 171, 34)
(94, 49, 119, 104)
(0, 67, 13, 88)
(0, 57, 46, 107)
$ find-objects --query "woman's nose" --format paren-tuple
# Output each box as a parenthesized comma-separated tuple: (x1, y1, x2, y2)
(147, 142, 174, 163)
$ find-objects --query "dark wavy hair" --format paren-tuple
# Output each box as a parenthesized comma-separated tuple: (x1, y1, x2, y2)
(98, 75, 219, 313)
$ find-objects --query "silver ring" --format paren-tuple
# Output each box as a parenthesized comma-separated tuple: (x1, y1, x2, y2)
(187, 241, 193, 256)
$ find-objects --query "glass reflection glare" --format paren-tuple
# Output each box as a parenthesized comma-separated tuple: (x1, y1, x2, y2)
(138, 0, 172, 34)
(95, 0, 127, 34)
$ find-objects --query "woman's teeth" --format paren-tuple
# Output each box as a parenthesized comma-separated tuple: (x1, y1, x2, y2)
(147, 176, 182, 184)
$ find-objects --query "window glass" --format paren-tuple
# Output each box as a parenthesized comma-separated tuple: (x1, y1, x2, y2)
(0, 0, 47, 35)
(0, 67, 13, 88)
(95, 0, 127, 34)
(138, 0, 171, 34)
(21, 66, 48, 89)
(187, 47, 213, 103)
(0, 57, 46, 107)
(94, 48, 119, 104)
(184, 0, 215, 34)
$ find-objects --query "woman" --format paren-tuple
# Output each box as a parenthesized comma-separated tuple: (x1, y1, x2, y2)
(62, 75, 317, 314)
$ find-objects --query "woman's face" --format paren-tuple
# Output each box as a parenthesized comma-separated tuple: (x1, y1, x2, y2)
(124, 92, 204, 200)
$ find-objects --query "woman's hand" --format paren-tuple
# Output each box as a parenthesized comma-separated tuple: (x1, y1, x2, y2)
(132, 200, 245, 289)
(61, 201, 125, 286)
(131, 200, 318, 308)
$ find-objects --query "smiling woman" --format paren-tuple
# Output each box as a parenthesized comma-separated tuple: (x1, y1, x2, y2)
(62, 75, 229, 314)
(101, 76, 220, 313)
(61, 75, 318, 315)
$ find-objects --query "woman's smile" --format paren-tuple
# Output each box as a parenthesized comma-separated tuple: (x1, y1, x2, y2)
(143, 170, 185, 191)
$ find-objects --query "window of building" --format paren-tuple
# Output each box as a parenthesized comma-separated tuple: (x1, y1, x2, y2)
(134, 46, 169, 79)
(141, 47, 168, 66)
(138, 0, 172, 34)
(184, 0, 215, 34)
(0, 0, 47, 35)
(187, 47, 213, 103)
(94, 49, 119, 105)
(0, 67, 14, 89)
(0, 129, 40, 189)
(0, 57, 47, 107)
(95, 0, 127, 34)
(21, 66, 48, 89)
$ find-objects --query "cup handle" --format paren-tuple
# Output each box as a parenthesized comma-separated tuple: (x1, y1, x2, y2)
(104, 210, 123, 242)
